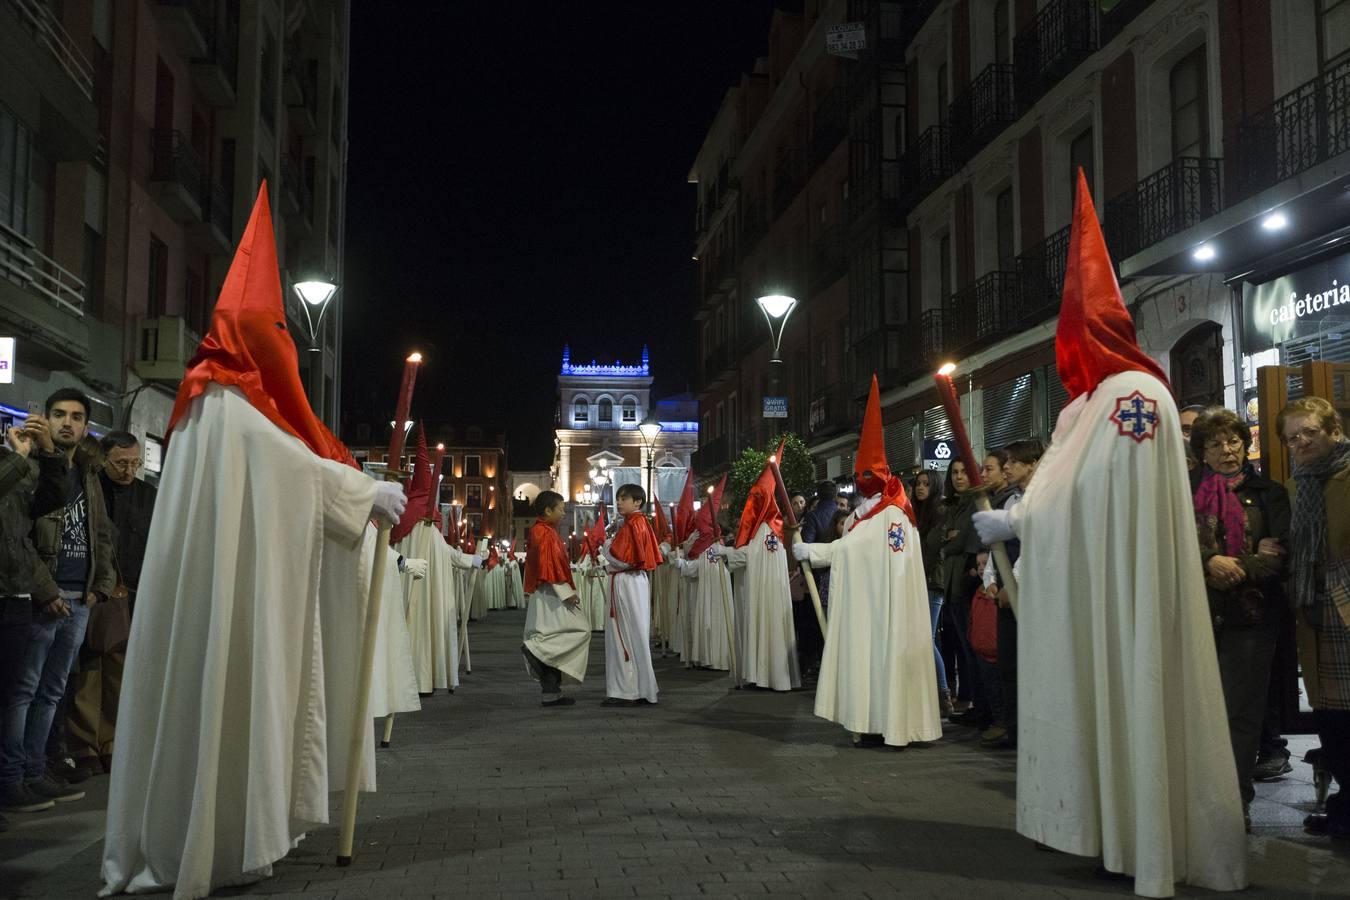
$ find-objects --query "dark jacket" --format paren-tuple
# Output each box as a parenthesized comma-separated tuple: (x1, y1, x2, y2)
(0, 450, 63, 607)
(1195, 470, 1291, 630)
(99, 472, 157, 591)
(938, 494, 980, 604)
(800, 499, 837, 548)
(30, 447, 116, 604)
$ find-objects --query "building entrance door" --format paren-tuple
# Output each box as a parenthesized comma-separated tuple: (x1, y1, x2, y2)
(1170, 321, 1224, 409)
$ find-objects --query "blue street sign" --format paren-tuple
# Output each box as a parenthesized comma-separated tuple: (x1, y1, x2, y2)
(922, 438, 956, 471)
(762, 396, 788, 419)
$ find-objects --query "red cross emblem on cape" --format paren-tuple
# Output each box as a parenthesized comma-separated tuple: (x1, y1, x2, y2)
(887, 521, 906, 553)
(1109, 390, 1160, 443)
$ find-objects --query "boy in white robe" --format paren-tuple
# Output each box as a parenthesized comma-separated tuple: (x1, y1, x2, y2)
(521, 491, 589, 706)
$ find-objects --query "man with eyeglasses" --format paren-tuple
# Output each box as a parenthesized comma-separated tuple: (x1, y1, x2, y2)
(63, 432, 157, 773)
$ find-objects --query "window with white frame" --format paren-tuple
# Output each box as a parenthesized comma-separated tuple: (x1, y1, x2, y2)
(621, 397, 637, 422)
(573, 397, 588, 423)
(598, 397, 613, 423)
(465, 454, 481, 477)
(1169, 46, 1208, 159)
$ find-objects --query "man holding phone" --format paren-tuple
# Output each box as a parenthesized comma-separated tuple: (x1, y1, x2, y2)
(0, 388, 115, 811)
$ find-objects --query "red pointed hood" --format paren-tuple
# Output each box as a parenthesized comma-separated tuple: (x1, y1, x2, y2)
(1057, 168, 1169, 402)
(391, 424, 430, 543)
(674, 469, 695, 544)
(653, 489, 674, 545)
(854, 376, 890, 498)
(689, 475, 726, 557)
(585, 506, 607, 560)
(735, 462, 783, 549)
(167, 183, 354, 467)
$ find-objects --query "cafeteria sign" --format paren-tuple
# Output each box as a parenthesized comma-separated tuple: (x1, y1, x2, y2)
(1243, 252, 1350, 353)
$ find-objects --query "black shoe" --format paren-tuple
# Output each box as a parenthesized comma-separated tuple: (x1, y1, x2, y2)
(27, 774, 84, 803)
(601, 698, 638, 707)
(1252, 752, 1293, 782)
(541, 696, 575, 707)
(635, 698, 656, 705)
(50, 757, 95, 785)
(0, 782, 55, 813)
(1093, 865, 1132, 882)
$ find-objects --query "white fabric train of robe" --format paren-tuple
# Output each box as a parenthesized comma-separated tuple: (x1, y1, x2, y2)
(599, 551, 659, 702)
(674, 549, 732, 670)
(486, 563, 506, 610)
(1007, 370, 1246, 898)
(578, 557, 608, 631)
(523, 581, 590, 684)
(396, 522, 474, 693)
(470, 558, 490, 620)
(800, 500, 940, 746)
(722, 524, 801, 691)
(505, 561, 525, 608)
(653, 555, 679, 653)
(355, 526, 420, 720)
(101, 384, 379, 900)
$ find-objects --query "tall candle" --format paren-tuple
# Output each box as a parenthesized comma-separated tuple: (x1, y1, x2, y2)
(933, 366, 984, 489)
(387, 352, 422, 465)
(427, 443, 446, 521)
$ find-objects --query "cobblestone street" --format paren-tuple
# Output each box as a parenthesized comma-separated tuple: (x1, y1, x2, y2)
(4, 608, 1350, 899)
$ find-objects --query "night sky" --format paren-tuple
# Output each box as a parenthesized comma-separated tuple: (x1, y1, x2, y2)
(341, 2, 787, 469)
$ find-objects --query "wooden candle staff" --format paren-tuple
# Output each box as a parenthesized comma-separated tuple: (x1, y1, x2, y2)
(337, 352, 420, 866)
(767, 457, 826, 634)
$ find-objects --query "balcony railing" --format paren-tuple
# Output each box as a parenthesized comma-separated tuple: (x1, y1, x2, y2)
(691, 434, 731, 473)
(920, 308, 947, 366)
(7, 0, 95, 101)
(810, 225, 846, 292)
(150, 129, 204, 196)
(900, 125, 953, 206)
(949, 64, 1018, 166)
(942, 271, 1021, 358)
(808, 381, 856, 437)
(1234, 57, 1350, 202)
(1014, 224, 1071, 326)
(0, 222, 85, 317)
(1103, 156, 1222, 260)
(812, 86, 847, 165)
(1013, 0, 1098, 110)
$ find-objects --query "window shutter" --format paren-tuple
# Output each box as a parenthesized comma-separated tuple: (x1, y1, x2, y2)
(982, 374, 1034, 451)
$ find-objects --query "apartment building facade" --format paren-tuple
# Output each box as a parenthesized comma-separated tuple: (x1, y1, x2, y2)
(0, 0, 349, 478)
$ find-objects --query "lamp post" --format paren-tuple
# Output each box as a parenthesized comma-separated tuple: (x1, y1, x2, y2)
(292, 277, 338, 423)
(757, 293, 797, 438)
(638, 413, 663, 513)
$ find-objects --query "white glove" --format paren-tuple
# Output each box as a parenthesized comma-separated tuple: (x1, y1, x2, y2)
(371, 481, 407, 525)
(681, 531, 700, 553)
(791, 541, 811, 562)
(708, 544, 728, 559)
(403, 558, 428, 580)
(973, 509, 1015, 545)
(658, 542, 672, 556)
(470, 554, 485, 569)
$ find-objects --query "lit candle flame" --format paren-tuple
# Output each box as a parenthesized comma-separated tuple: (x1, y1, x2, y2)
(937, 362, 957, 376)
(407, 352, 423, 363)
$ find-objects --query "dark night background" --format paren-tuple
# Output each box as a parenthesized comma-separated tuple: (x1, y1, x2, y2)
(342, 2, 788, 469)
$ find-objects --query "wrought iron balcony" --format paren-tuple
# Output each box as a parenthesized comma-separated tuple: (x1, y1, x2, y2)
(691, 434, 731, 473)
(1014, 224, 1071, 326)
(1234, 57, 1350, 202)
(808, 381, 857, 438)
(149, 129, 204, 222)
(0, 221, 85, 317)
(942, 271, 1021, 358)
(810, 225, 846, 292)
(1103, 157, 1222, 261)
(812, 86, 847, 166)
(1013, 0, 1098, 110)
(949, 64, 1018, 167)
(898, 125, 953, 208)
(773, 146, 804, 217)
(192, 21, 238, 106)
(920, 308, 948, 366)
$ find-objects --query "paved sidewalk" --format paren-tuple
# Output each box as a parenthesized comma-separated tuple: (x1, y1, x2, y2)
(3, 608, 1349, 899)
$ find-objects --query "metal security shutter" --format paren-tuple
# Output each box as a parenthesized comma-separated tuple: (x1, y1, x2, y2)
(885, 415, 917, 471)
(982, 374, 1034, 451)
(1044, 366, 1069, 435)
(815, 457, 828, 481)
(923, 405, 954, 440)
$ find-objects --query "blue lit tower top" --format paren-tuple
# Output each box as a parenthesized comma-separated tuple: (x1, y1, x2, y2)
(560, 344, 651, 377)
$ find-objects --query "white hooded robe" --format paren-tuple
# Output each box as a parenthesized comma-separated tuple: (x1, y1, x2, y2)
(722, 524, 800, 691)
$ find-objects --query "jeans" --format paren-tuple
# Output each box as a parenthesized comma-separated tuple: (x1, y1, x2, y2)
(997, 606, 1018, 741)
(927, 590, 948, 693)
(0, 600, 90, 785)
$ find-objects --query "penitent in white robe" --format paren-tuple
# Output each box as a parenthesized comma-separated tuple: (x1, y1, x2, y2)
(347, 526, 419, 721)
(577, 557, 609, 631)
(653, 555, 679, 654)
(101, 385, 379, 900)
(722, 524, 800, 692)
(1008, 370, 1246, 898)
(800, 503, 940, 746)
(523, 581, 590, 683)
(505, 561, 525, 608)
(397, 522, 474, 693)
(674, 550, 732, 671)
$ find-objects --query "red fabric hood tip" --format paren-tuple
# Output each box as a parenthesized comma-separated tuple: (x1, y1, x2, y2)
(1056, 168, 1170, 402)
(390, 423, 431, 544)
(851, 376, 915, 527)
(674, 469, 695, 544)
(736, 443, 785, 549)
(653, 489, 674, 545)
(689, 475, 727, 557)
(167, 183, 356, 468)
(584, 505, 607, 560)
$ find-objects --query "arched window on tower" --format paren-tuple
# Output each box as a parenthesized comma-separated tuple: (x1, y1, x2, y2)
(622, 397, 637, 423)
(573, 398, 589, 424)
(598, 397, 613, 423)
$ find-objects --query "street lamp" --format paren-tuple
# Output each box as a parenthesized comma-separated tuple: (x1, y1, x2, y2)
(757, 293, 797, 437)
(638, 413, 663, 513)
(292, 277, 338, 422)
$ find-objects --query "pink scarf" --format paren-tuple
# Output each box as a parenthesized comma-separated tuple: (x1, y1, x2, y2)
(1193, 468, 1248, 557)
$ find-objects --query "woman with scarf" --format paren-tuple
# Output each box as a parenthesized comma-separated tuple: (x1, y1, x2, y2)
(1190, 407, 1290, 824)
(1280, 396, 1350, 840)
